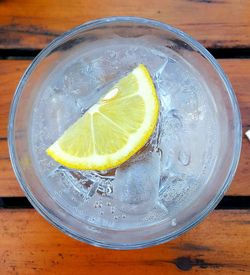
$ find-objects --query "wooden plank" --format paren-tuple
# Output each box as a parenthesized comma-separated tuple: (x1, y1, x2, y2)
(1, 134, 249, 197)
(218, 59, 250, 196)
(0, 59, 249, 196)
(1, 59, 249, 137)
(0, 209, 249, 274)
(0, 60, 27, 196)
(0, 139, 23, 196)
(0, 0, 250, 49)
(0, 60, 31, 138)
(233, 130, 250, 196)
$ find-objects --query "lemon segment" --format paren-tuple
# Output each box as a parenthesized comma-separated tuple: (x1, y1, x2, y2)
(46, 64, 159, 170)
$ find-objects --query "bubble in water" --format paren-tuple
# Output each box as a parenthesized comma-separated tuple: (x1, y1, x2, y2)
(113, 152, 161, 214)
(178, 150, 191, 166)
(99, 170, 108, 175)
(94, 201, 103, 208)
(171, 218, 177, 226)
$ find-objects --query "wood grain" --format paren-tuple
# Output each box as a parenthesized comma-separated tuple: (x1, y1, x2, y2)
(0, 59, 249, 196)
(0, 0, 250, 49)
(0, 60, 31, 138)
(0, 209, 249, 274)
(0, 139, 23, 196)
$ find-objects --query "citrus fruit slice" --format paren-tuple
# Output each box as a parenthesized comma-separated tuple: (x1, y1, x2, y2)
(46, 64, 159, 170)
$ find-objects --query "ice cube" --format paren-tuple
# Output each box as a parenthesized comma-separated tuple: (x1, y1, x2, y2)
(63, 60, 106, 112)
(173, 88, 199, 115)
(154, 58, 187, 94)
(159, 172, 196, 208)
(163, 109, 183, 132)
(104, 46, 168, 79)
(63, 61, 97, 96)
(159, 109, 188, 176)
(55, 167, 114, 199)
(178, 150, 191, 166)
(113, 152, 161, 214)
(86, 48, 134, 85)
(75, 54, 135, 113)
(154, 59, 169, 89)
(44, 87, 80, 141)
(141, 48, 168, 77)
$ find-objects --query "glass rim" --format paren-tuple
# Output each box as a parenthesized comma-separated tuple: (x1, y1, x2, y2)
(8, 16, 242, 249)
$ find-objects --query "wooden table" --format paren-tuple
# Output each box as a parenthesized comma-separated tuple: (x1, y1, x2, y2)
(0, 1, 250, 274)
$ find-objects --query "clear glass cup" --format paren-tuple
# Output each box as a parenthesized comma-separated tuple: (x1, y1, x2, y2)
(8, 17, 242, 249)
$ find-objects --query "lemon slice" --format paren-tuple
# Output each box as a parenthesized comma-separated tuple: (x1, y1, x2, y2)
(46, 64, 159, 170)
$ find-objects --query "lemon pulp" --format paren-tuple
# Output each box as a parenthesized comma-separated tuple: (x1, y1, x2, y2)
(46, 64, 159, 170)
